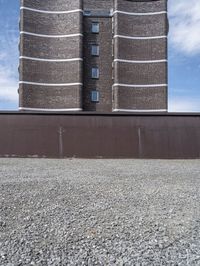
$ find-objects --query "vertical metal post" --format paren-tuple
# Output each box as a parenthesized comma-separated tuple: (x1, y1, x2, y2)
(58, 127, 63, 158)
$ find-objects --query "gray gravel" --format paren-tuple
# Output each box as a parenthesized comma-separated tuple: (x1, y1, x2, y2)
(0, 159, 200, 266)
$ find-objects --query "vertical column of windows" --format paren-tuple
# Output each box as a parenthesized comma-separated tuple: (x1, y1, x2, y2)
(91, 22, 100, 102)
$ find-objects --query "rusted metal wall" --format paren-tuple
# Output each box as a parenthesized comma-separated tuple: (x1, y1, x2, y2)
(0, 112, 199, 159)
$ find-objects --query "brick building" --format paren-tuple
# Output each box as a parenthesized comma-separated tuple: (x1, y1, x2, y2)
(19, 0, 168, 112)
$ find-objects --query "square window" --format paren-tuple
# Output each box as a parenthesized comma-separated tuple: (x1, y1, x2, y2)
(91, 45, 99, 56)
(91, 67, 99, 79)
(91, 91, 99, 102)
(91, 22, 99, 33)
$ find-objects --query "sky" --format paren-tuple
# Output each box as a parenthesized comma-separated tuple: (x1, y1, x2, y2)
(0, 0, 200, 112)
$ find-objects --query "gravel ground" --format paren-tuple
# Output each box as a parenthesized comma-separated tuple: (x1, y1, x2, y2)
(0, 159, 200, 266)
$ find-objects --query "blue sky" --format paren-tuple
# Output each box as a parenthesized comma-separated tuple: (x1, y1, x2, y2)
(0, 0, 199, 112)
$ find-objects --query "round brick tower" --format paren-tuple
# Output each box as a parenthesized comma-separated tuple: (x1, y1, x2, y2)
(19, 0, 168, 112)
(113, 0, 168, 112)
(19, 0, 83, 111)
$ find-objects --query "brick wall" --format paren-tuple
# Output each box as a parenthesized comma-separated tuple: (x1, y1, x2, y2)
(83, 0, 113, 10)
(83, 17, 113, 112)
(19, 0, 168, 112)
(19, 0, 83, 110)
(113, 0, 168, 111)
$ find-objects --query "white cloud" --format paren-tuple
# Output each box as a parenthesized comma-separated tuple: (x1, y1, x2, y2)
(0, 52, 7, 60)
(168, 97, 200, 112)
(0, 6, 19, 107)
(0, 65, 18, 103)
(169, 0, 200, 55)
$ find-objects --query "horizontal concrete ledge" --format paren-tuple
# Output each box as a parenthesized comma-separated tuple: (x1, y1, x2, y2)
(113, 10, 167, 16)
(113, 83, 167, 88)
(114, 59, 167, 64)
(113, 109, 167, 112)
(0, 113, 199, 159)
(20, 32, 83, 38)
(20, 7, 83, 14)
(113, 35, 167, 40)
(19, 82, 83, 86)
(20, 56, 83, 62)
(19, 108, 82, 112)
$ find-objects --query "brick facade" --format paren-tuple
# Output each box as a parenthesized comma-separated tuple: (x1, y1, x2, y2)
(19, 0, 168, 112)
(113, 0, 168, 111)
(19, 0, 83, 111)
(83, 16, 113, 112)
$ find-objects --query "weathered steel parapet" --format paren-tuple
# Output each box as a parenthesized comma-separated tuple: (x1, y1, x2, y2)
(0, 112, 199, 159)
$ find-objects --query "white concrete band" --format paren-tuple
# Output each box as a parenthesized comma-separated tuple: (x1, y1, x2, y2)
(19, 107, 82, 111)
(20, 31, 83, 38)
(20, 56, 83, 62)
(19, 81, 83, 87)
(114, 59, 167, 64)
(113, 84, 167, 88)
(113, 109, 167, 112)
(113, 10, 167, 16)
(20, 7, 83, 14)
(114, 35, 167, 40)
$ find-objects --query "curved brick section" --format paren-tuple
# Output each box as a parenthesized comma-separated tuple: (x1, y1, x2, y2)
(113, 86, 167, 110)
(114, 0, 167, 13)
(19, 85, 82, 109)
(21, 10, 82, 36)
(20, 60, 82, 84)
(20, 35, 82, 60)
(21, 0, 82, 11)
(114, 62, 167, 85)
(114, 13, 167, 37)
(115, 38, 167, 61)
(20, 0, 83, 111)
(113, 0, 168, 111)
